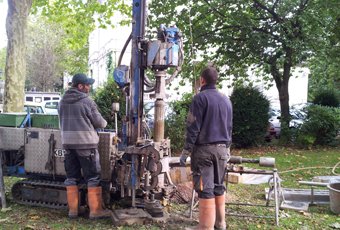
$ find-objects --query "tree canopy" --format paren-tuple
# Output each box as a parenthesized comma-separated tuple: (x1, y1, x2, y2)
(32, 0, 130, 75)
(4, 0, 130, 112)
(26, 18, 64, 91)
(149, 0, 339, 129)
(308, 9, 340, 98)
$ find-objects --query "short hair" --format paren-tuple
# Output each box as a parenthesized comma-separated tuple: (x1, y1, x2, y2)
(201, 67, 218, 85)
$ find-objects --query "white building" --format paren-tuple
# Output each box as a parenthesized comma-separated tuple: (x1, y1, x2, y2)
(88, 15, 131, 89)
(0, 1, 7, 49)
(253, 67, 309, 108)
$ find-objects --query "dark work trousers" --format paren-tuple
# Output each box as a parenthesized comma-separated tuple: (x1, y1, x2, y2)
(191, 145, 230, 199)
(64, 149, 101, 187)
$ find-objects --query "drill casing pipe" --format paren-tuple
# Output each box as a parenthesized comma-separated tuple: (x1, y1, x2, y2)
(229, 156, 275, 168)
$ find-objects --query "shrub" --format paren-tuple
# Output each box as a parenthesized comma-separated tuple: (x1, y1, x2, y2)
(165, 93, 193, 155)
(297, 105, 340, 146)
(93, 78, 126, 130)
(230, 86, 270, 148)
(313, 88, 339, 107)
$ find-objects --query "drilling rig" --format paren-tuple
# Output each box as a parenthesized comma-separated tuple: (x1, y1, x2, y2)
(110, 0, 184, 220)
(0, 0, 183, 225)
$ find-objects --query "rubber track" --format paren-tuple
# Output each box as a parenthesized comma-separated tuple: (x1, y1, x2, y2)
(12, 179, 68, 209)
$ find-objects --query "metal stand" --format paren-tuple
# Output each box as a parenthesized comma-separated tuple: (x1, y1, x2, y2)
(188, 167, 280, 226)
(225, 167, 280, 226)
(189, 187, 197, 219)
(0, 149, 7, 209)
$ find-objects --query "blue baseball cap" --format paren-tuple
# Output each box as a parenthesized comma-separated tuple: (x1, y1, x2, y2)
(72, 73, 95, 85)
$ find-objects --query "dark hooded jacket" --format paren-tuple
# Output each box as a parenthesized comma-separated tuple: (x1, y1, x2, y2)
(59, 88, 107, 149)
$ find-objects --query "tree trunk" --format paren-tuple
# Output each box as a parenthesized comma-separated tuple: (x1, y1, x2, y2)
(277, 81, 290, 125)
(279, 47, 293, 128)
(4, 0, 32, 112)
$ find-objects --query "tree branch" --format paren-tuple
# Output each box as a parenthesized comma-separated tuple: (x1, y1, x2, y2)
(194, 24, 242, 40)
(253, 0, 283, 23)
(296, 0, 309, 16)
(252, 27, 284, 43)
(272, 0, 280, 11)
(266, 52, 283, 87)
(192, 1, 230, 28)
(202, 0, 226, 18)
(252, 16, 272, 21)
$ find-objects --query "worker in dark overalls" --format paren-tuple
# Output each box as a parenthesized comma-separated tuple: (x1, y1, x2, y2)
(180, 66, 233, 230)
(59, 73, 111, 219)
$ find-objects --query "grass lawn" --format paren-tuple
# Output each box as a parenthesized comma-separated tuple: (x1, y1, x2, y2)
(226, 146, 340, 229)
(0, 147, 339, 229)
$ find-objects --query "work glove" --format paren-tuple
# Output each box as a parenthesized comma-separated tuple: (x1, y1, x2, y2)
(180, 149, 191, 166)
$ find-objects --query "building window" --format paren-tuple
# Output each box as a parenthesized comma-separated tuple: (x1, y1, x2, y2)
(26, 96, 33, 102)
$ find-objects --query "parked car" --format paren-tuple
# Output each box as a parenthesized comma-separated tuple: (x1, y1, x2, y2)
(266, 103, 311, 140)
(24, 102, 47, 114)
(265, 108, 281, 141)
(42, 100, 59, 115)
(265, 122, 277, 141)
(24, 100, 59, 115)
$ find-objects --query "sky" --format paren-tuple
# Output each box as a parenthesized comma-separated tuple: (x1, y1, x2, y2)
(0, 0, 8, 48)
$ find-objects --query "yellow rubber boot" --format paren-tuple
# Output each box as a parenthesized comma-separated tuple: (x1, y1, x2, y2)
(215, 194, 226, 230)
(87, 186, 112, 219)
(66, 185, 79, 218)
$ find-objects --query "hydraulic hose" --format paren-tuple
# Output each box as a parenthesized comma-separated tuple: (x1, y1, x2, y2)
(118, 33, 132, 66)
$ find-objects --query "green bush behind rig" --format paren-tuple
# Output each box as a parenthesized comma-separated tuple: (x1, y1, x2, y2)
(230, 86, 270, 148)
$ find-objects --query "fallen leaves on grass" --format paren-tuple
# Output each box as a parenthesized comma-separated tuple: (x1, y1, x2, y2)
(299, 211, 311, 217)
(29, 215, 40, 220)
(280, 211, 291, 218)
(0, 217, 9, 223)
(0, 207, 12, 212)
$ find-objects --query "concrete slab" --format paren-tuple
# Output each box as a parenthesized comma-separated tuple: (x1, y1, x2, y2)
(266, 188, 330, 205)
(313, 176, 340, 183)
(111, 208, 152, 226)
(280, 200, 309, 211)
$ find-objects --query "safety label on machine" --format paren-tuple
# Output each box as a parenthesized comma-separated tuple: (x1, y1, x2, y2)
(54, 149, 66, 157)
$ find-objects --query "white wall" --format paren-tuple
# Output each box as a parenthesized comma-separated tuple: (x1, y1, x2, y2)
(0, 1, 7, 49)
(88, 14, 131, 89)
(164, 67, 309, 106)
(257, 67, 309, 108)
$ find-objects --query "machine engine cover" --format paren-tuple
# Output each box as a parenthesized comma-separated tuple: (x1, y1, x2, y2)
(147, 42, 179, 69)
(24, 128, 118, 179)
(24, 128, 65, 175)
(0, 127, 25, 150)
